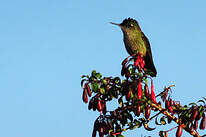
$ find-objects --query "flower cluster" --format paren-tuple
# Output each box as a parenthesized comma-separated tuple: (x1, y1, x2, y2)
(81, 55, 206, 137)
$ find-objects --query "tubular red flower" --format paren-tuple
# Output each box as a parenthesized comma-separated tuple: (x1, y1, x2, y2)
(194, 120, 198, 131)
(134, 55, 140, 67)
(169, 99, 174, 106)
(137, 78, 142, 99)
(126, 88, 131, 101)
(144, 84, 149, 98)
(83, 88, 88, 103)
(97, 100, 103, 112)
(86, 83, 92, 97)
(102, 102, 107, 115)
(168, 106, 173, 113)
(151, 80, 157, 104)
(191, 107, 198, 121)
(122, 58, 128, 66)
(136, 103, 141, 116)
(165, 100, 169, 109)
(145, 105, 151, 119)
(176, 125, 183, 137)
(200, 113, 205, 130)
(140, 56, 145, 69)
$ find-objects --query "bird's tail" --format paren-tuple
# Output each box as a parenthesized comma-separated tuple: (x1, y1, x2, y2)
(144, 57, 157, 77)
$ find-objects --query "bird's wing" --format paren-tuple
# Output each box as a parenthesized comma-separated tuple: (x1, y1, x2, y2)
(141, 32, 157, 77)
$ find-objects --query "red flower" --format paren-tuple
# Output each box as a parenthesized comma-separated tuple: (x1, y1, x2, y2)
(140, 56, 145, 69)
(137, 78, 142, 99)
(126, 88, 131, 101)
(176, 125, 183, 137)
(122, 58, 128, 66)
(191, 107, 198, 121)
(144, 84, 149, 98)
(200, 113, 205, 130)
(83, 88, 88, 103)
(97, 100, 103, 112)
(136, 103, 141, 116)
(145, 105, 151, 119)
(134, 55, 140, 67)
(85, 83, 92, 97)
(194, 120, 198, 131)
(151, 80, 157, 104)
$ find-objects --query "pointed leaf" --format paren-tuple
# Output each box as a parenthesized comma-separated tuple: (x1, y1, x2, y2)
(81, 79, 87, 87)
(198, 100, 205, 105)
(91, 82, 99, 93)
(134, 119, 142, 128)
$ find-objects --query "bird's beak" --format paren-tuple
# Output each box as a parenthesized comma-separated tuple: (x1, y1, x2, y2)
(110, 22, 121, 27)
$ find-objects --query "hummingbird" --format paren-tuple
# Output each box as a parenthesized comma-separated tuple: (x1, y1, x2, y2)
(110, 18, 157, 77)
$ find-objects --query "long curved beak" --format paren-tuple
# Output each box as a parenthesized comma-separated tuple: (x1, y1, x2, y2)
(110, 22, 121, 26)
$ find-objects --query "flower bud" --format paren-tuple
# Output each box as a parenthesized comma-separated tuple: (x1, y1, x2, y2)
(191, 107, 198, 121)
(97, 100, 103, 112)
(176, 125, 183, 137)
(121, 66, 126, 76)
(170, 99, 174, 106)
(145, 105, 151, 119)
(126, 88, 131, 101)
(83, 88, 88, 103)
(193, 120, 198, 131)
(85, 83, 92, 97)
(200, 113, 205, 130)
(165, 100, 169, 109)
(88, 99, 94, 110)
(122, 58, 128, 66)
(136, 103, 141, 116)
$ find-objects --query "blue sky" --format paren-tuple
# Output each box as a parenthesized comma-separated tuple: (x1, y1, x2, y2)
(0, 0, 205, 137)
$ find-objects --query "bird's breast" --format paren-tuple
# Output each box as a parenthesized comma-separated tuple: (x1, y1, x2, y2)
(123, 33, 147, 56)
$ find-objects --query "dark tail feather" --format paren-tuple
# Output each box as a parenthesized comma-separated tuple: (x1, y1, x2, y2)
(144, 56, 157, 77)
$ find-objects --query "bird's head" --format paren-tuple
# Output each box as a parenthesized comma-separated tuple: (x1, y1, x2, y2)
(110, 18, 141, 32)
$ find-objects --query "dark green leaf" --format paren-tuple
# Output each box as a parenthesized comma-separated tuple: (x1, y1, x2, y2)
(91, 82, 99, 93)
(100, 87, 105, 95)
(102, 79, 107, 85)
(125, 111, 133, 122)
(130, 125, 137, 130)
(91, 70, 96, 77)
(114, 77, 121, 84)
(81, 79, 87, 87)
(134, 119, 142, 128)
(81, 75, 89, 78)
(189, 103, 197, 106)
(95, 73, 102, 79)
(198, 100, 205, 105)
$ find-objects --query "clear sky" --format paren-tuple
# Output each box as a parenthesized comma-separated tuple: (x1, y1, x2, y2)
(0, 0, 205, 137)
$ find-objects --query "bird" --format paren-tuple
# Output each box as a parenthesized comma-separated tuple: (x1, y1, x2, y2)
(110, 18, 157, 77)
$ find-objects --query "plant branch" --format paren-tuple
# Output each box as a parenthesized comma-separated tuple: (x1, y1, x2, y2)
(150, 103, 201, 137)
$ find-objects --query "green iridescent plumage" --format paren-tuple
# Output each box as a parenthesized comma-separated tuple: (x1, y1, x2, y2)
(111, 18, 157, 77)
